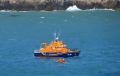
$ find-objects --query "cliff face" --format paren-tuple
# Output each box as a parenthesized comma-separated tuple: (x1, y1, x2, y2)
(0, 0, 120, 11)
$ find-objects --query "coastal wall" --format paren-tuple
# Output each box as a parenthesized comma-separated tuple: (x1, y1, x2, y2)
(0, 0, 120, 11)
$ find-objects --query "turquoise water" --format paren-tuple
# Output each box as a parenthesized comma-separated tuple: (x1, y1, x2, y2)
(0, 10, 120, 76)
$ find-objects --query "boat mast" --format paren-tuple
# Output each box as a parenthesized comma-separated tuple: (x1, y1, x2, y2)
(53, 31, 57, 42)
(53, 30, 61, 42)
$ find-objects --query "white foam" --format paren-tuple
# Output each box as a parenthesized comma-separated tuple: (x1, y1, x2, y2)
(86, 8, 115, 11)
(40, 17, 45, 18)
(0, 10, 12, 12)
(66, 6, 115, 11)
(64, 20, 67, 22)
(39, 10, 48, 12)
(19, 11, 30, 12)
(66, 5, 81, 11)
(0, 7, 115, 12)
(0, 10, 32, 12)
(116, 61, 120, 63)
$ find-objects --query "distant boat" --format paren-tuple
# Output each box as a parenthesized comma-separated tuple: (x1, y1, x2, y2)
(34, 33, 80, 58)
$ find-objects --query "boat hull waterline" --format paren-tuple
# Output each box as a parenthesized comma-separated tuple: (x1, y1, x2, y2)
(34, 50, 80, 58)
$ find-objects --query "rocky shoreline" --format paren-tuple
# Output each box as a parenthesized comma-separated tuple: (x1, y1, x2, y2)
(0, 0, 120, 11)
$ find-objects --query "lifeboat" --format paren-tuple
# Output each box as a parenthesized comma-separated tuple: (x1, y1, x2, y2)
(57, 58, 66, 63)
(34, 33, 80, 58)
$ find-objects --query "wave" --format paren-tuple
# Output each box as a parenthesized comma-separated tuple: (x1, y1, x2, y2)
(0, 6, 115, 12)
(87, 8, 115, 11)
(19, 11, 31, 12)
(66, 5, 115, 11)
(40, 17, 45, 18)
(66, 5, 81, 11)
(0, 10, 13, 12)
(0, 10, 32, 12)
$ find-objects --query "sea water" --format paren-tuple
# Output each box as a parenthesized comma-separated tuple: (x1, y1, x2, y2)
(0, 9, 120, 76)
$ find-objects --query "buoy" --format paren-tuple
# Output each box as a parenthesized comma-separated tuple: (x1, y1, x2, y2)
(57, 58, 66, 63)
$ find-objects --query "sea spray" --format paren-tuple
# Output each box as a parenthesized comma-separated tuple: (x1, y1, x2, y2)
(66, 5, 81, 11)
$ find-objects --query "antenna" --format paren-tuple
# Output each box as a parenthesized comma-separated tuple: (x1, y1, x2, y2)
(53, 31, 57, 42)
(53, 29, 61, 42)
(58, 29, 61, 39)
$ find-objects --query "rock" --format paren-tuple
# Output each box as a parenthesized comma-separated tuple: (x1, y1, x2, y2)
(0, 0, 120, 11)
